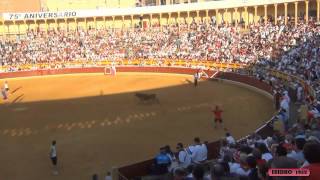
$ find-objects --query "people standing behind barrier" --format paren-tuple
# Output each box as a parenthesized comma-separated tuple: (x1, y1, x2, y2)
(152, 147, 172, 175)
(234, 153, 250, 177)
(225, 133, 236, 146)
(257, 143, 273, 162)
(287, 138, 306, 167)
(190, 137, 208, 164)
(164, 145, 178, 172)
(104, 171, 112, 180)
(176, 143, 192, 169)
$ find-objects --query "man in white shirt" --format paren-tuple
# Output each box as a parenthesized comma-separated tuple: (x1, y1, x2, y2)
(280, 97, 289, 111)
(49, 140, 58, 175)
(191, 137, 208, 164)
(235, 154, 250, 176)
(4, 81, 9, 92)
(226, 133, 236, 145)
(1, 87, 7, 100)
(104, 171, 112, 180)
(258, 143, 273, 162)
(280, 95, 290, 119)
(176, 143, 191, 169)
(287, 138, 306, 166)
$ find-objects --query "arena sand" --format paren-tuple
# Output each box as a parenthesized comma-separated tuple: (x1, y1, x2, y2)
(0, 72, 274, 180)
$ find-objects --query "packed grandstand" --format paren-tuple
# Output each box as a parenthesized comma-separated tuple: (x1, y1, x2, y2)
(1, 0, 320, 180)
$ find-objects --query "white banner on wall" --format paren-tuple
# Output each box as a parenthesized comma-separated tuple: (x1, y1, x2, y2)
(2, 11, 78, 21)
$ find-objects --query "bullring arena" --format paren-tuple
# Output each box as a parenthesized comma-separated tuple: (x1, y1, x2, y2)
(0, 67, 274, 180)
(1, 0, 320, 179)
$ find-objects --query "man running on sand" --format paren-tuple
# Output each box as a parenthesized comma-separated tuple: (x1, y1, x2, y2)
(212, 105, 224, 128)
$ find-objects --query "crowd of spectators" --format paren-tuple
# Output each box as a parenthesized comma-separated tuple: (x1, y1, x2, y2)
(151, 137, 208, 176)
(140, 17, 320, 180)
(147, 75, 320, 180)
(0, 16, 318, 70)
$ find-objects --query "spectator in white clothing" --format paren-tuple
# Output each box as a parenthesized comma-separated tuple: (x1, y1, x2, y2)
(234, 153, 250, 176)
(226, 132, 236, 145)
(105, 171, 112, 180)
(287, 138, 306, 166)
(191, 137, 208, 164)
(176, 143, 191, 169)
(280, 95, 290, 115)
(258, 143, 273, 162)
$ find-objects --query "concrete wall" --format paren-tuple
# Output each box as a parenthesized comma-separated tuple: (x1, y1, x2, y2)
(0, 0, 40, 13)
(45, 0, 136, 11)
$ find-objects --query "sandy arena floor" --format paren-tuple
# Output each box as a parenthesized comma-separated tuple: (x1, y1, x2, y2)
(0, 72, 274, 180)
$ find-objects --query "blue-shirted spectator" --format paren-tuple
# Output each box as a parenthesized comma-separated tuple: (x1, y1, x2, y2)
(152, 147, 172, 175)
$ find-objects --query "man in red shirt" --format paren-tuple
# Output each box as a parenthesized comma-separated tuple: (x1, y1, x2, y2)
(212, 105, 223, 128)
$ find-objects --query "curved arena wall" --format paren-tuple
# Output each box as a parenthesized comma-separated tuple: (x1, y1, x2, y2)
(0, 67, 210, 79)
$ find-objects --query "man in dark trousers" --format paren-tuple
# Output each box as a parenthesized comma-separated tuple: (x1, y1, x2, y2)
(274, 89, 281, 110)
(49, 140, 58, 175)
(194, 71, 199, 87)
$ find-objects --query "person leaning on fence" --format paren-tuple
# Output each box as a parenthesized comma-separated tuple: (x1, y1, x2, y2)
(225, 132, 236, 146)
(165, 145, 178, 172)
(176, 143, 192, 169)
(105, 171, 112, 180)
(151, 147, 172, 175)
(190, 137, 208, 165)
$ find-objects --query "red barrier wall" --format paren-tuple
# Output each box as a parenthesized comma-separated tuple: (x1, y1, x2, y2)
(221, 72, 273, 94)
(0, 67, 103, 79)
(0, 67, 215, 79)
